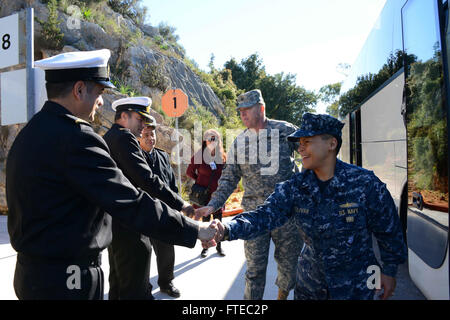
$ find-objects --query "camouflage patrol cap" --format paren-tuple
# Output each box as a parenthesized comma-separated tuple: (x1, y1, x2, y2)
(236, 89, 265, 109)
(287, 113, 345, 141)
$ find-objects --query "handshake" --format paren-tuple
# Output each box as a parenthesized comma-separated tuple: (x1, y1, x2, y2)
(183, 204, 226, 249)
(197, 219, 226, 249)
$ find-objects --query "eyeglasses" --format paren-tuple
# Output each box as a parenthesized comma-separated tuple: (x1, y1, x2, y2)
(206, 136, 216, 142)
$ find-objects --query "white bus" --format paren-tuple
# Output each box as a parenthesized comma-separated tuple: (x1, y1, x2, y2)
(340, 0, 449, 299)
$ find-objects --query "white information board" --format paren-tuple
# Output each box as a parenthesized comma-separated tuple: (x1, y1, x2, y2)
(0, 13, 19, 69)
(0, 69, 27, 125)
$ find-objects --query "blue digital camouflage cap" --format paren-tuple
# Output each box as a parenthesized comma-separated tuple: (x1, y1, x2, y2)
(287, 113, 345, 141)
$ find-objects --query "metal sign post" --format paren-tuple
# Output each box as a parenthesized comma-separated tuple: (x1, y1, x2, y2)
(161, 88, 189, 194)
(26, 8, 35, 121)
(175, 117, 182, 193)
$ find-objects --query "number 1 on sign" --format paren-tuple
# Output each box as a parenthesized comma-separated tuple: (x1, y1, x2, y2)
(161, 89, 188, 118)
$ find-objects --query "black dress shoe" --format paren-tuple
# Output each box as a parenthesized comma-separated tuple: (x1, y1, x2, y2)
(216, 247, 226, 257)
(200, 248, 208, 258)
(160, 283, 181, 298)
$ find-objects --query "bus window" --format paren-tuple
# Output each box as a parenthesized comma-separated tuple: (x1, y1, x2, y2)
(403, 0, 448, 269)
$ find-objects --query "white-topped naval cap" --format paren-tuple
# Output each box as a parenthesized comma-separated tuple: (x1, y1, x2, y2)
(34, 49, 110, 69)
(112, 97, 153, 120)
(34, 49, 115, 88)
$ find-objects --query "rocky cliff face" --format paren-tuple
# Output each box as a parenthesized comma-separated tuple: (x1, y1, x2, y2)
(0, 0, 223, 212)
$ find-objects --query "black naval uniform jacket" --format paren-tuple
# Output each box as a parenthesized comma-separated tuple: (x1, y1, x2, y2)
(6, 101, 198, 266)
(144, 148, 179, 287)
(144, 148, 178, 194)
(103, 124, 184, 299)
(103, 124, 183, 210)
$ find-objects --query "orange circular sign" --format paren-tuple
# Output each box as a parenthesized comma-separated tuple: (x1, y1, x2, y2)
(161, 89, 188, 117)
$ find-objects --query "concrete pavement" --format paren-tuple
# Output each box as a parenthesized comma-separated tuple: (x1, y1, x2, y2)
(0, 215, 292, 300)
(0, 215, 425, 300)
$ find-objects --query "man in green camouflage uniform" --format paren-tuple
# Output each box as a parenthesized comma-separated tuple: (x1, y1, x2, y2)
(195, 89, 303, 300)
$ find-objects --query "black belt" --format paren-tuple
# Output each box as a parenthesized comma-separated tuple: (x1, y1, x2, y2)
(17, 253, 102, 268)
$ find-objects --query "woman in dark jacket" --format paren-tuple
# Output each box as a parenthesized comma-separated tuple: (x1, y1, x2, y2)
(186, 129, 226, 258)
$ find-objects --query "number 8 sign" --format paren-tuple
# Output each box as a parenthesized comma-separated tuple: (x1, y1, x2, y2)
(0, 13, 19, 69)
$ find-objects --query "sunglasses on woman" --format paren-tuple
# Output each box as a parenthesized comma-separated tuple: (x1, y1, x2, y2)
(206, 136, 216, 142)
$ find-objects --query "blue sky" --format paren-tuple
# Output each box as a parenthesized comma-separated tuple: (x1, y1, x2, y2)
(142, 0, 387, 112)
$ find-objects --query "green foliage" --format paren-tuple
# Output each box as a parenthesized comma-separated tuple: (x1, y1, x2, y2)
(158, 22, 179, 43)
(107, 0, 148, 25)
(200, 68, 243, 130)
(153, 22, 185, 58)
(224, 54, 266, 92)
(183, 54, 242, 130)
(406, 48, 448, 194)
(83, 8, 93, 20)
(338, 50, 413, 117)
(319, 82, 341, 104)
(257, 72, 317, 126)
(117, 83, 137, 97)
(224, 53, 317, 126)
(318, 82, 341, 118)
(179, 101, 219, 134)
(37, 0, 64, 50)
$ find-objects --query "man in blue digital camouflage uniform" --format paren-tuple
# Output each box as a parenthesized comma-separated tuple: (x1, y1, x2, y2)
(206, 113, 407, 300)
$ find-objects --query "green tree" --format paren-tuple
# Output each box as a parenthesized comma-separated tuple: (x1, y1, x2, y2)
(37, 0, 64, 50)
(223, 53, 317, 126)
(208, 53, 216, 73)
(257, 72, 316, 126)
(407, 48, 448, 194)
(107, 0, 147, 25)
(318, 82, 341, 118)
(338, 50, 413, 117)
(158, 22, 179, 43)
(202, 68, 242, 130)
(224, 53, 266, 92)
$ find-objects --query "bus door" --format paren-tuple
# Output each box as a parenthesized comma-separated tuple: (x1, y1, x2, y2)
(402, 0, 449, 299)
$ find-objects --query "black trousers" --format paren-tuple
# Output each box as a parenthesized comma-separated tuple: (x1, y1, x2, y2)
(108, 219, 152, 300)
(149, 237, 175, 289)
(14, 253, 103, 300)
(108, 219, 175, 300)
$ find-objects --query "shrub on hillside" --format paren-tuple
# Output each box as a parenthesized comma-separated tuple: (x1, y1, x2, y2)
(37, 0, 64, 50)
